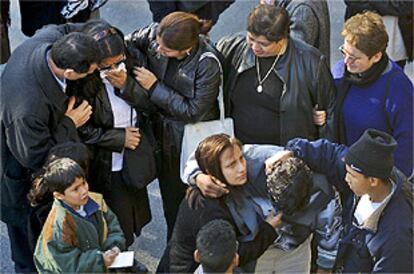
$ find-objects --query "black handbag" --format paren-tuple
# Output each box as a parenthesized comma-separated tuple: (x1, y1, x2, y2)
(121, 109, 157, 190)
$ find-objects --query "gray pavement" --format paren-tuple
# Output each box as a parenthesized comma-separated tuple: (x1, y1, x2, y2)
(0, 0, 412, 273)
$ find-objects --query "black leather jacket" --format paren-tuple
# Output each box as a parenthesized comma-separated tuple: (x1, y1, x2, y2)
(217, 33, 336, 144)
(125, 23, 221, 157)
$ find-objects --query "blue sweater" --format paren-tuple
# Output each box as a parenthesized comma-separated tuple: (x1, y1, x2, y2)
(332, 60, 413, 176)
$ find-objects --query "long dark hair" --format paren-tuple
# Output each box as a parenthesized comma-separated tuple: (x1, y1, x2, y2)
(157, 11, 213, 51)
(28, 158, 85, 207)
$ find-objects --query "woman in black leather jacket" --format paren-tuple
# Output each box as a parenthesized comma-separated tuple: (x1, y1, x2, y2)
(126, 12, 222, 239)
(67, 20, 156, 247)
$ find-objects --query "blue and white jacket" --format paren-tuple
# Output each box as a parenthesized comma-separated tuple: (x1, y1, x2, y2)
(184, 144, 342, 269)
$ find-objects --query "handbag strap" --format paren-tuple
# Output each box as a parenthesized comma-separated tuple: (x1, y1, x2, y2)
(199, 52, 225, 121)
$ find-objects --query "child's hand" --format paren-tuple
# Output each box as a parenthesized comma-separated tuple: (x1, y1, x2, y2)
(103, 247, 120, 267)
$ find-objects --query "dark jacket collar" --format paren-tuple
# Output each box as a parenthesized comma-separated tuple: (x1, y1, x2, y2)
(237, 38, 293, 83)
(32, 43, 69, 112)
(358, 168, 411, 232)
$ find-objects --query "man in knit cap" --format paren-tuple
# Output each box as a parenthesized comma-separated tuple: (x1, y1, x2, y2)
(269, 128, 413, 273)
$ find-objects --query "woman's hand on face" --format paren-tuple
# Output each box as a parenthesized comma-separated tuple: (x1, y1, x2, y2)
(195, 173, 229, 198)
(313, 104, 327, 126)
(133, 66, 158, 90)
(105, 69, 127, 90)
(124, 127, 141, 150)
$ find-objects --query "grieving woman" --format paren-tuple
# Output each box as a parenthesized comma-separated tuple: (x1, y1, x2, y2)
(126, 11, 222, 239)
(68, 19, 156, 248)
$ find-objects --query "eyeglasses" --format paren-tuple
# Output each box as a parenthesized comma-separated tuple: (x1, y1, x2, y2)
(339, 45, 363, 63)
(98, 56, 126, 73)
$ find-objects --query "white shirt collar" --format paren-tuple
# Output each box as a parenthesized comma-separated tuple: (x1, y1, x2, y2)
(46, 50, 67, 93)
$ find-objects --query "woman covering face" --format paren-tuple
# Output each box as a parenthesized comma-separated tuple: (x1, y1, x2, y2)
(126, 11, 222, 239)
(67, 20, 156, 250)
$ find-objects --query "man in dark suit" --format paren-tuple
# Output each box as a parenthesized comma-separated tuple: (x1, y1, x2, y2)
(0, 27, 100, 272)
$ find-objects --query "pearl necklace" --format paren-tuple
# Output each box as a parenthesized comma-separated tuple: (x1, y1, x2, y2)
(255, 55, 281, 93)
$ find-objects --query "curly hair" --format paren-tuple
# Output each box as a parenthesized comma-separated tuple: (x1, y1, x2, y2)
(266, 157, 312, 215)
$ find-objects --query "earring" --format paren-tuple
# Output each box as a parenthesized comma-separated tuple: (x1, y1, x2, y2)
(186, 51, 191, 56)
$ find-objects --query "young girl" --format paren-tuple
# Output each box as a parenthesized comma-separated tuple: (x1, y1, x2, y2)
(30, 157, 125, 273)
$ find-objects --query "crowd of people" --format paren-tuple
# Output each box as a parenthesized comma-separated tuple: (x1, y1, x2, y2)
(0, 1, 413, 273)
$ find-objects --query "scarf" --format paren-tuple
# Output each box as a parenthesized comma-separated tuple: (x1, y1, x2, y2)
(225, 185, 264, 242)
(334, 54, 389, 143)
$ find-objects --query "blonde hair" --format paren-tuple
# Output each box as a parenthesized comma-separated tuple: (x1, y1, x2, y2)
(341, 11, 388, 57)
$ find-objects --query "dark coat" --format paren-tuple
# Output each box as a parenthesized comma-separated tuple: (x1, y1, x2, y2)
(147, 0, 234, 24)
(125, 24, 221, 146)
(286, 138, 413, 273)
(18, 0, 91, 37)
(165, 197, 277, 273)
(344, 0, 413, 61)
(277, 0, 331, 64)
(216, 34, 336, 145)
(0, 25, 78, 226)
(125, 23, 222, 235)
(73, 73, 156, 194)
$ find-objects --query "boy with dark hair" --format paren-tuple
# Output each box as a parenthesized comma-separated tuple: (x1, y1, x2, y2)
(274, 128, 413, 272)
(266, 157, 313, 216)
(28, 142, 91, 252)
(194, 219, 239, 274)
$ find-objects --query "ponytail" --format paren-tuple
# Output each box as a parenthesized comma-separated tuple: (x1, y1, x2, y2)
(199, 19, 213, 35)
(158, 11, 211, 51)
(27, 158, 85, 207)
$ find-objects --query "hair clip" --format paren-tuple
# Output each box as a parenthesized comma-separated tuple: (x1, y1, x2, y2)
(93, 28, 118, 41)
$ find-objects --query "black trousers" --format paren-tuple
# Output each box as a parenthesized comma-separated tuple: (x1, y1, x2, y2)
(6, 223, 36, 273)
(157, 151, 187, 241)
